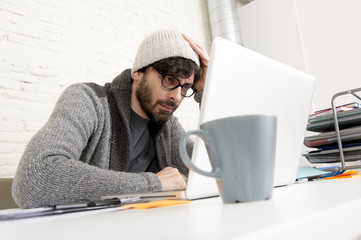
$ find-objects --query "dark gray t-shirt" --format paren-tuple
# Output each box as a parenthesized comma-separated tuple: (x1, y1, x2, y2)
(128, 110, 157, 173)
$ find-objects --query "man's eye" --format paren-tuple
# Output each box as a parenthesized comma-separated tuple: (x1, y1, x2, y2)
(164, 76, 176, 83)
(182, 85, 192, 91)
(163, 76, 178, 87)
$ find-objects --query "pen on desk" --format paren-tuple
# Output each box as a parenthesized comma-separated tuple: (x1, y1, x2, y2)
(53, 196, 141, 210)
(54, 198, 121, 210)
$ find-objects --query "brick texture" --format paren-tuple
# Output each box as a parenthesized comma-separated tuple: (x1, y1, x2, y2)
(0, 0, 212, 177)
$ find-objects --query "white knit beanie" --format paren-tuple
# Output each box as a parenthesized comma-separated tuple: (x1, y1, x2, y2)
(131, 29, 200, 74)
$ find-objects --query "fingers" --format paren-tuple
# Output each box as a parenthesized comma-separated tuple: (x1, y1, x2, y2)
(155, 167, 187, 191)
(182, 34, 209, 66)
(183, 34, 202, 52)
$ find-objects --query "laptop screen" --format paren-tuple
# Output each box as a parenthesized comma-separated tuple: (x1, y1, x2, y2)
(186, 37, 315, 199)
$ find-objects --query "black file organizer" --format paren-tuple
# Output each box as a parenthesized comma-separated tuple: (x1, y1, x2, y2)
(330, 87, 361, 171)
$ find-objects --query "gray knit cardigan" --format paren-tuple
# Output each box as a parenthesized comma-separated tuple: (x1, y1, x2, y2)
(12, 69, 197, 208)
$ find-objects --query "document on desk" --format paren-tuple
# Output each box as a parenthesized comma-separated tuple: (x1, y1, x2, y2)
(296, 166, 330, 180)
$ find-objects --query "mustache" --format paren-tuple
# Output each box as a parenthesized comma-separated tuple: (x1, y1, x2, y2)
(156, 100, 178, 109)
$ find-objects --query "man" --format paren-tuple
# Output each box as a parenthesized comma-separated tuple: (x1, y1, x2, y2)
(12, 29, 209, 208)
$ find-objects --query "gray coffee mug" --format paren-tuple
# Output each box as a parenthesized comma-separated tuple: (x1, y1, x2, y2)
(179, 115, 277, 203)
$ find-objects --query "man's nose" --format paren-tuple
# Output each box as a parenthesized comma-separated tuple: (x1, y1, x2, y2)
(168, 86, 183, 102)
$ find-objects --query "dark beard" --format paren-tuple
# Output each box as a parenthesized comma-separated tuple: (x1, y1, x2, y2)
(135, 75, 178, 128)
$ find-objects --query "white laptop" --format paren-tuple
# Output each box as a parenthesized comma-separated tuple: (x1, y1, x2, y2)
(185, 37, 315, 200)
(102, 37, 315, 201)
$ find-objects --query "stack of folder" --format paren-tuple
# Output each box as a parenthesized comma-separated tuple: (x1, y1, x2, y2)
(303, 102, 361, 164)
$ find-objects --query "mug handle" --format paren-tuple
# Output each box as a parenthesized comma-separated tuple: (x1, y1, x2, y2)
(179, 129, 221, 178)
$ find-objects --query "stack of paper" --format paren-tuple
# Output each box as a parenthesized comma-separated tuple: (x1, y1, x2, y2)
(303, 103, 361, 164)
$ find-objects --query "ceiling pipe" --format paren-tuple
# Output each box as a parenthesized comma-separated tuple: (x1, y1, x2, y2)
(206, 0, 243, 45)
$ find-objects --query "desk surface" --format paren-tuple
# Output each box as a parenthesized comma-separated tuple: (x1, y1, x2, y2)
(1, 177, 361, 240)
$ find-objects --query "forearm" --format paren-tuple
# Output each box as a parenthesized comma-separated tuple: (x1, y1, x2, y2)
(12, 147, 161, 208)
(194, 91, 202, 105)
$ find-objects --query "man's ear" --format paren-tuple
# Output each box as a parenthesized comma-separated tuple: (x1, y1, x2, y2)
(132, 71, 142, 82)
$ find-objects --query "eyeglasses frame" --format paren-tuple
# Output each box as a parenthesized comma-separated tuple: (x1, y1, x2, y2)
(154, 68, 196, 98)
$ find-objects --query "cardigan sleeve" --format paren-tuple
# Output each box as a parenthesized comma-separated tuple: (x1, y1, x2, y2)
(12, 84, 161, 209)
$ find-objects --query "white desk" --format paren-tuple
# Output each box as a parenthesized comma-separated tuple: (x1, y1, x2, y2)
(1, 177, 361, 240)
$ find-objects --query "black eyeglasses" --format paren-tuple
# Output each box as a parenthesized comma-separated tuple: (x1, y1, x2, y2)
(154, 69, 195, 97)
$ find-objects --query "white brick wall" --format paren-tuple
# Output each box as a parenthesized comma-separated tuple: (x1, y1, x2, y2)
(0, 0, 212, 177)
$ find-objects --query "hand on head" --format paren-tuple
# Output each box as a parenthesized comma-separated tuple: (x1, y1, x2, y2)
(182, 34, 209, 93)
